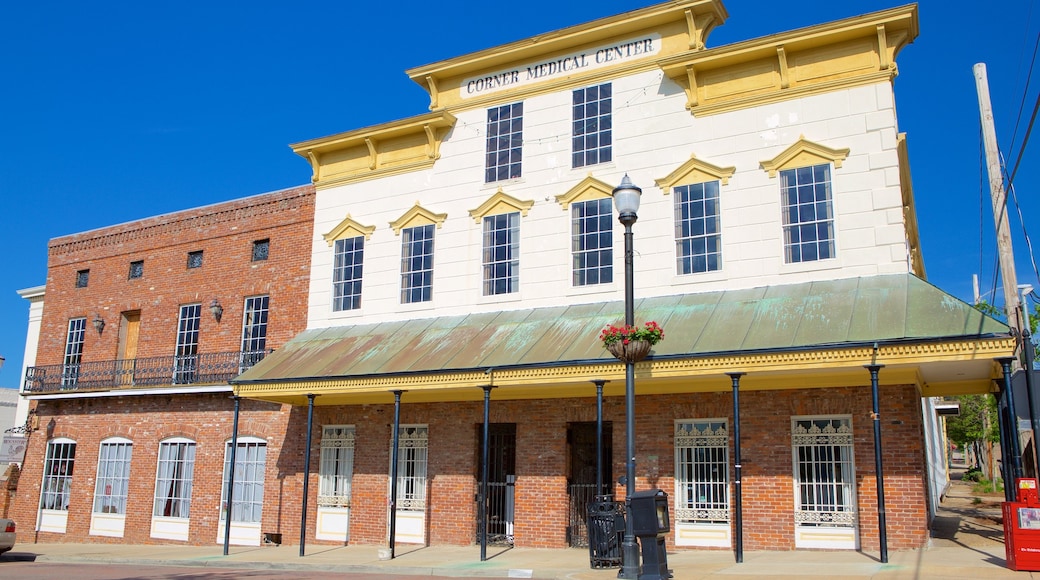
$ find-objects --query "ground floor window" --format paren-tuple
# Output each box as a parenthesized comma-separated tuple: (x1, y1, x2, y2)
(674, 419, 729, 524)
(319, 425, 355, 507)
(93, 437, 132, 514)
(42, 438, 76, 510)
(154, 438, 196, 518)
(395, 425, 428, 511)
(221, 437, 267, 523)
(791, 416, 856, 528)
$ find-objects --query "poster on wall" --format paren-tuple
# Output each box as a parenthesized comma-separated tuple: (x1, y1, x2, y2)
(0, 435, 27, 463)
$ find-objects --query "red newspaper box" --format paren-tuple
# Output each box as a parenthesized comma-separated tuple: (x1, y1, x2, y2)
(1004, 478, 1040, 571)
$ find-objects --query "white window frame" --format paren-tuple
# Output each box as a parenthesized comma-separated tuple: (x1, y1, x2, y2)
(791, 415, 857, 529)
(62, 318, 86, 388)
(221, 436, 267, 523)
(674, 180, 722, 274)
(93, 437, 132, 515)
(674, 419, 729, 524)
(400, 224, 435, 304)
(572, 83, 612, 168)
(174, 303, 201, 383)
(154, 437, 196, 519)
(319, 425, 355, 508)
(780, 164, 835, 263)
(571, 198, 613, 286)
(393, 425, 428, 511)
(41, 438, 76, 511)
(482, 212, 520, 296)
(485, 102, 523, 183)
(332, 236, 364, 311)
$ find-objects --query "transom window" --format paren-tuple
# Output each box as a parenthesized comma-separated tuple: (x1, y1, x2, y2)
(333, 236, 364, 311)
(128, 260, 144, 279)
(674, 181, 722, 274)
(485, 103, 523, 183)
(42, 439, 76, 511)
(675, 420, 729, 524)
(791, 416, 856, 528)
(252, 239, 269, 262)
(154, 438, 196, 518)
(780, 164, 835, 263)
(220, 437, 267, 523)
(572, 83, 612, 168)
(401, 224, 434, 304)
(571, 198, 613, 286)
(482, 213, 519, 296)
(93, 438, 132, 515)
(319, 425, 355, 508)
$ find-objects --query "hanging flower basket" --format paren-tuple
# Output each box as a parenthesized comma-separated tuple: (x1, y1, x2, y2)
(606, 339, 653, 363)
(600, 321, 663, 363)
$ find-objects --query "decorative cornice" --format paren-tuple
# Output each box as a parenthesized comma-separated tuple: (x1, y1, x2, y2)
(469, 189, 536, 223)
(760, 137, 850, 178)
(323, 214, 377, 246)
(655, 154, 736, 191)
(389, 202, 448, 235)
(555, 175, 614, 210)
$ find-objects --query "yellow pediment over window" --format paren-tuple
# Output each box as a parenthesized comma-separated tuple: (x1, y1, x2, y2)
(555, 175, 615, 210)
(760, 138, 850, 178)
(469, 189, 535, 223)
(390, 203, 448, 235)
(323, 215, 377, 247)
(655, 155, 736, 192)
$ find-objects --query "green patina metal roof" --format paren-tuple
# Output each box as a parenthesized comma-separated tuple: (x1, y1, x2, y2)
(234, 274, 1008, 384)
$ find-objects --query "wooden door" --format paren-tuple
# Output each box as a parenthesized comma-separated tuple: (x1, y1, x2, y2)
(117, 312, 140, 385)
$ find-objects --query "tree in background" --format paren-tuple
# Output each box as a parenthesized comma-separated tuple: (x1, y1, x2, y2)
(946, 393, 1000, 483)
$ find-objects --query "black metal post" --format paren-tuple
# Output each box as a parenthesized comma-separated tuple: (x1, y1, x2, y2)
(865, 364, 888, 563)
(480, 385, 495, 561)
(620, 213, 639, 580)
(389, 390, 404, 559)
(999, 357, 1023, 496)
(593, 380, 607, 497)
(300, 393, 316, 556)
(1023, 326, 1040, 480)
(223, 395, 241, 556)
(727, 372, 745, 564)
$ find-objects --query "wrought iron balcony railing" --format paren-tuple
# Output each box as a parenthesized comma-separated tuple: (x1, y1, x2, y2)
(24, 350, 270, 394)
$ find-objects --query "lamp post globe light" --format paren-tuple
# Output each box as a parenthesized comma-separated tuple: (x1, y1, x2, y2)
(612, 174, 641, 579)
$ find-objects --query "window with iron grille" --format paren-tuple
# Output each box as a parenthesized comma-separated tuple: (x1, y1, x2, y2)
(780, 164, 835, 263)
(482, 212, 519, 296)
(675, 420, 729, 524)
(401, 224, 434, 304)
(154, 438, 196, 518)
(393, 425, 428, 511)
(220, 437, 267, 523)
(128, 260, 144, 279)
(791, 416, 856, 528)
(485, 103, 523, 183)
(251, 239, 269, 262)
(41, 439, 76, 511)
(174, 304, 200, 384)
(186, 250, 203, 269)
(333, 236, 364, 311)
(62, 317, 86, 388)
(319, 425, 355, 508)
(572, 83, 612, 168)
(93, 437, 132, 514)
(674, 180, 722, 274)
(571, 198, 613, 286)
(76, 269, 89, 288)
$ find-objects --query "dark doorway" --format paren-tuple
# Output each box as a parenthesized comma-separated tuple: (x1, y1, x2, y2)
(476, 423, 516, 546)
(567, 421, 613, 547)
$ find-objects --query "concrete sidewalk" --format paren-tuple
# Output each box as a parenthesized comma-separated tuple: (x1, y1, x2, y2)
(6, 535, 1030, 579)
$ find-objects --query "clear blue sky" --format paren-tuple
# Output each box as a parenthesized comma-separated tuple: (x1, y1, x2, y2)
(1, 0, 1037, 389)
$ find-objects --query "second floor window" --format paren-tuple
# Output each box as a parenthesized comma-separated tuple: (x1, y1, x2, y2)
(333, 236, 364, 311)
(572, 83, 612, 168)
(485, 102, 523, 183)
(780, 164, 835, 263)
(63, 318, 86, 386)
(571, 198, 613, 286)
(482, 213, 519, 296)
(674, 181, 722, 274)
(174, 304, 201, 383)
(401, 224, 434, 304)
(241, 295, 269, 355)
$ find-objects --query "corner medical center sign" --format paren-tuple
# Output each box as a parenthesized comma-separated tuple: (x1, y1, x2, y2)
(461, 34, 661, 99)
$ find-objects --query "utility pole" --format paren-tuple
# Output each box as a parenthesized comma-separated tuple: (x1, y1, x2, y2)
(974, 63, 1021, 336)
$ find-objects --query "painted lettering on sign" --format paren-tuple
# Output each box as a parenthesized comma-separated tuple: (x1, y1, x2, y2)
(462, 34, 661, 99)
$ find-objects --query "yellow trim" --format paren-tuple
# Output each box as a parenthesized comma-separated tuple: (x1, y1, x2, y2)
(655, 154, 736, 191)
(897, 133, 925, 278)
(469, 189, 536, 223)
(555, 175, 615, 210)
(389, 202, 448, 235)
(322, 215, 376, 247)
(760, 137, 850, 178)
(289, 111, 456, 188)
(658, 4, 918, 117)
(234, 336, 1015, 406)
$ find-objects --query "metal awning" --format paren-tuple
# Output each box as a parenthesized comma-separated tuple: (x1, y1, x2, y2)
(233, 274, 1014, 405)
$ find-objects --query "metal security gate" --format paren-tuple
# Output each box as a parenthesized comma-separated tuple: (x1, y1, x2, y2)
(567, 421, 613, 547)
(477, 423, 516, 546)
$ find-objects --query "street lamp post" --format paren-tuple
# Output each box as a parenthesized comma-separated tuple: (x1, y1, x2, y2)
(612, 174, 641, 580)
